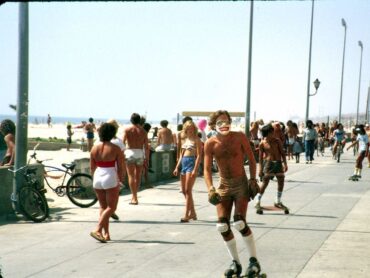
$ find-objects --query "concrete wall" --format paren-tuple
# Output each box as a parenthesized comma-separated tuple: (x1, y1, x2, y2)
(0, 151, 176, 217)
(0, 164, 44, 217)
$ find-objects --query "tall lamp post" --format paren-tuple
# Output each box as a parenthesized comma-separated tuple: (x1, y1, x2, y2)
(338, 18, 347, 123)
(245, 0, 254, 136)
(356, 40, 363, 124)
(305, 0, 315, 125)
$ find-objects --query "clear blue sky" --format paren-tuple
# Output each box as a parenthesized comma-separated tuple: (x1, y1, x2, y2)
(0, 0, 369, 123)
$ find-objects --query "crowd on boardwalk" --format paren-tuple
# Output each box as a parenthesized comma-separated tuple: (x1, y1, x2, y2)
(0, 113, 369, 277)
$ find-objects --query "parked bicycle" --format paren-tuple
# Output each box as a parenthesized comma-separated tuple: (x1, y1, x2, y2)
(28, 144, 97, 208)
(9, 165, 49, 223)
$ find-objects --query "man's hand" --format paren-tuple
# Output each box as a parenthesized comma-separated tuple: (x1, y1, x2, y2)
(248, 178, 260, 200)
(208, 186, 221, 206)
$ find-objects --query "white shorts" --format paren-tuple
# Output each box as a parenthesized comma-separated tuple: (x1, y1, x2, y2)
(124, 149, 145, 165)
(155, 144, 172, 152)
(93, 167, 118, 190)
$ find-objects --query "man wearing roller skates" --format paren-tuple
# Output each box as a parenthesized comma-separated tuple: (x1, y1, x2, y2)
(255, 124, 289, 214)
(204, 110, 264, 278)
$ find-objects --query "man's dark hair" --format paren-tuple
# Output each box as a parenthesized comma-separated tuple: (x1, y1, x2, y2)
(0, 119, 16, 136)
(143, 123, 151, 133)
(177, 124, 183, 132)
(160, 120, 168, 128)
(208, 110, 232, 127)
(88, 117, 94, 123)
(98, 123, 116, 142)
(306, 120, 313, 128)
(131, 113, 141, 125)
(182, 116, 193, 124)
(261, 124, 274, 138)
(140, 116, 146, 126)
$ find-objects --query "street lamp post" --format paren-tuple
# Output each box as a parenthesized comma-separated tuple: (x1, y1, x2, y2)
(305, 0, 315, 125)
(356, 40, 363, 124)
(338, 18, 347, 123)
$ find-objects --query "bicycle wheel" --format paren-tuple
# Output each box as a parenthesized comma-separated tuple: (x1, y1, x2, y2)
(66, 173, 97, 208)
(19, 187, 49, 223)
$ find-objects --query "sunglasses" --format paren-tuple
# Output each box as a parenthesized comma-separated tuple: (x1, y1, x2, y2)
(216, 120, 231, 127)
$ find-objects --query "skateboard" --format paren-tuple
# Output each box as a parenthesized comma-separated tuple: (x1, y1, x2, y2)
(223, 273, 267, 278)
(256, 204, 289, 215)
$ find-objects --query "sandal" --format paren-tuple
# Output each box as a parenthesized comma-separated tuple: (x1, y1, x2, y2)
(90, 231, 107, 243)
(180, 218, 189, 223)
(129, 200, 138, 205)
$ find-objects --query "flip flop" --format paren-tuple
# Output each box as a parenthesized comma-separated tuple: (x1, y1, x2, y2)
(90, 231, 107, 243)
(129, 201, 138, 205)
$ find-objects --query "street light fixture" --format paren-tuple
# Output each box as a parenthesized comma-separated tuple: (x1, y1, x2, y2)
(338, 18, 347, 123)
(356, 40, 363, 124)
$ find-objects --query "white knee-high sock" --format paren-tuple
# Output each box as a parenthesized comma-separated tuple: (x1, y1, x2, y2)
(224, 238, 240, 263)
(243, 233, 257, 258)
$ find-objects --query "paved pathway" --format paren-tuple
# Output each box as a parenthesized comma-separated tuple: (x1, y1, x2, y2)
(0, 150, 369, 277)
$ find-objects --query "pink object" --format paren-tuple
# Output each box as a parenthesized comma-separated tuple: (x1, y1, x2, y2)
(198, 119, 207, 131)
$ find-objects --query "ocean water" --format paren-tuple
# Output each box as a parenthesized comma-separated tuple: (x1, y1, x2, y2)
(0, 114, 131, 125)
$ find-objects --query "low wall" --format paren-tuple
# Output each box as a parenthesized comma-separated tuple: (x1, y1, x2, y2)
(28, 141, 87, 151)
(0, 164, 45, 217)
(72, 150, 177, 185)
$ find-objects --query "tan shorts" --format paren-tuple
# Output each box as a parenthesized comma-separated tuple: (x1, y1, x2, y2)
(217, 176, 248, 201)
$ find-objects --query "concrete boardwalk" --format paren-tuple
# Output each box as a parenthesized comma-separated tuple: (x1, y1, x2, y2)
(0, 150, 370, 278)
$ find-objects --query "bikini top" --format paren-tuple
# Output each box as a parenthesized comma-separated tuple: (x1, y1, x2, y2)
(95, 142, 116, 168)
(182, 139, 195, 151)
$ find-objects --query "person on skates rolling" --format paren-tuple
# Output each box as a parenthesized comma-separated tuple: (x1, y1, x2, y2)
(347, 125, 369, 180)
(204, 110, 263, 278)
(255, 124, 289, 214)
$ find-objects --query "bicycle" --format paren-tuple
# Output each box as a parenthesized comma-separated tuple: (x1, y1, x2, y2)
(333, 141, 343, 163)
(28, 144, 97, 208)
(9, 165, 49, 223)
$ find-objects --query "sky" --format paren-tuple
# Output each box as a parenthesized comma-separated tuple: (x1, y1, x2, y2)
(0, 0, 370, 124)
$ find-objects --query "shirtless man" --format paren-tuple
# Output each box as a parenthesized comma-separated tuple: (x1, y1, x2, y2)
(255, 124, 288, 214)
(0, 119, 16, 166)
(123, 113, 149, 205)
(204, 110, 263, 278)
(155, 120, 173, 151)
(84, 117, 97, 152)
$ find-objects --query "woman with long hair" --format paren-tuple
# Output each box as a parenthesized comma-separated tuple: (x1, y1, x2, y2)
(173, 120, 202, 222)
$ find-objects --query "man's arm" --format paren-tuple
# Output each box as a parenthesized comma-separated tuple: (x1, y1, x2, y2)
(203, 140, 214, 191)
(241, 133, 256, 180)
(5, 134, 15, 165)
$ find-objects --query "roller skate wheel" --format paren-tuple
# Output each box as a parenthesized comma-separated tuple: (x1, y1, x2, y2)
(284, 210, 289, 214)
(256, 210, 263, 215)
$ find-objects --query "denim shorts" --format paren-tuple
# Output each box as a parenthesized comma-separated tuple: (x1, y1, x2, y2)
(181, 156, 195, 175)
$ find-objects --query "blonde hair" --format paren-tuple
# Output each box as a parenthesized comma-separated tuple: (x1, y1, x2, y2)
(182, 120, 198, 137)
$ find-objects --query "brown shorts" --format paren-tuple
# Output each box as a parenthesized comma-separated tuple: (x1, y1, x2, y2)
(217, 176, 249, 201)
(263, 160, 284, 177)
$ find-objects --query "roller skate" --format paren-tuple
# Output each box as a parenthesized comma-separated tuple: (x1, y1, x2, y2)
(274, 202, 289, 214)
(255, 203, 263, 215)
(224, 260, 242, 278)
(348, 175, 359, 181)
(244, 257, 266, 278)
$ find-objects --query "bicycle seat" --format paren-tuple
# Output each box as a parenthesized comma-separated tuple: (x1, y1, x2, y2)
(26, 168, 38, 175)
(62, 163, 76, 171)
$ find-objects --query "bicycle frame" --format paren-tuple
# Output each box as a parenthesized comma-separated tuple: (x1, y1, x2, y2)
(42, 165, 73, 196)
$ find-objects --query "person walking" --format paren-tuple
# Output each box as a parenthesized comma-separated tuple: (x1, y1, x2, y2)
(0, 119, 15, 166)
(302, 120, 318, 164)
(90, 122, 124, 243)
(84, 117, 96, 152)
(173, 119, 202, 222)
(123, 113, 149, 205)
(204, 110, 263, 278)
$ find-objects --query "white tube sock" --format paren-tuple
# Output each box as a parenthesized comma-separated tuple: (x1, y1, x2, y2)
(243, 233, 257, 258)
(224, 238, 240, 263)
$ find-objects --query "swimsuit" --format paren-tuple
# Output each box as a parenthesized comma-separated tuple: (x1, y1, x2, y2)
(93, 143, 118, 190)
(86, 131, 94, 139)
(124, 149, 145, 165)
